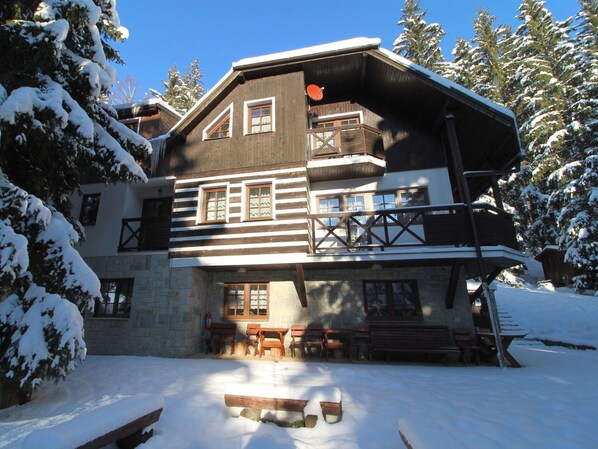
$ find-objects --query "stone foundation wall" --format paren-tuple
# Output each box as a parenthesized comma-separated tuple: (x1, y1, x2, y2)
(83, 254, 206, 358)
(83, 259, 472, 356)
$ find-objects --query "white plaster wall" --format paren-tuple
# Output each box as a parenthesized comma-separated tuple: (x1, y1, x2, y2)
(309, 167, 454, 205)
(74, 183, 128, 257)
(73, 178, 174, 257)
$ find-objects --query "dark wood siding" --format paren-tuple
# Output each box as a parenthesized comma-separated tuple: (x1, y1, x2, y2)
(168, 72, 308, 176)
(309, 100, 446, 172)
(169, 165, 309, 261)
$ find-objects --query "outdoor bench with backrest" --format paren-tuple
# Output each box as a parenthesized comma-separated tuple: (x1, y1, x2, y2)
(204, 322, 237, 355)
(369, 323, 460, 360)
(21, 393, 163, 449)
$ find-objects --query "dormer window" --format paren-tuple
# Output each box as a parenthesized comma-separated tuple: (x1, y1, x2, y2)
(244, 97, 275, 135)
(203, 104, 233, 140)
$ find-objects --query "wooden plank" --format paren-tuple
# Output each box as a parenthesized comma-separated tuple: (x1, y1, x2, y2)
(77, 408, 163, 449)
(445, 261, 461, 309)
(295, 264, 308, 308)
(320, 401, 342, 416)
(444, 113, 466, 203)
(224, 394, 308, 412)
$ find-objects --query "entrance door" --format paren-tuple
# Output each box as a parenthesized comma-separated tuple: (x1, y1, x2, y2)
(139, 197, 172, 250)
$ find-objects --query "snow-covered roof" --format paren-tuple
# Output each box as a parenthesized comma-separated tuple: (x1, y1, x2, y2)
(233, 37, 381, 69)
(113, 97, 181, 118)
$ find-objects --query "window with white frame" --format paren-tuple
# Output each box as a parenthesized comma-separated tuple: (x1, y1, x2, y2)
(198, 185, 228, 223)
(203, 104, 233, 140)
(316, 187, 428, 225)
(246, 183, 273, 220)
(244, 97, 275, 135)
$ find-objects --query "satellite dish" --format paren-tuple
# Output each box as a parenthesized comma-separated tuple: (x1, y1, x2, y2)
(306, 84, 324, 101)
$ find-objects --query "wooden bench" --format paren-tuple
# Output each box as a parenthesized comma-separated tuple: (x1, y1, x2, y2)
(369, 323, 459, 360)
(204, 322, 237, 355)
(22, 394, 163, 449)
(224, 384, 342, 427)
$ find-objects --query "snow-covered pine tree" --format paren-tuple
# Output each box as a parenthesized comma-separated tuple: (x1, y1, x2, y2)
(441, 38, 477, 89)
(151, 59, 204, 115)
(0, 0, 151, 408)
(546, 0, 598, 290)
(393, 0, 445, 73)
(504, 0, 579, 255)
(181, 59, 205, 113)
(150, 64, 184, 110)
(471, 9, 516, 107)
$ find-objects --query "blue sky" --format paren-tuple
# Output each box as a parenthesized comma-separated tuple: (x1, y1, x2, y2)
(113, 0, 580, 99)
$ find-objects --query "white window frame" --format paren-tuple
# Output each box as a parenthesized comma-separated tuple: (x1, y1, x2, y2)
(196, 182, 230, 224)
(202, 103, 233, 141)
(308, 110, 364, 128)
(243, 97, 276, 135)
(241, 179, 276, 221)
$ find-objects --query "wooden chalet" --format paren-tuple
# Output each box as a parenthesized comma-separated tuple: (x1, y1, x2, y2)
(74, 38, 526, 359)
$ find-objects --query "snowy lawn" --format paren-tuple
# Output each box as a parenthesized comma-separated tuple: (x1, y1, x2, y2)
(1, 285, 598, 449)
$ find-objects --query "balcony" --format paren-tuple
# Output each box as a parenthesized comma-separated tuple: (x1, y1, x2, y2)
(306, 124, 385, 181)
(118, 217, 171, 252)
(307, 203, 518, 254)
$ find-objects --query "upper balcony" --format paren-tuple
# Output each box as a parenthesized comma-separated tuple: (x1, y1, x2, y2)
(306, 124, 386, 182)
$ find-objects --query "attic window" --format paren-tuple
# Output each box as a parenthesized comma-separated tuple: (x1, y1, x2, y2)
(203, 104, 233, 140)
(244, 97, 275, 135)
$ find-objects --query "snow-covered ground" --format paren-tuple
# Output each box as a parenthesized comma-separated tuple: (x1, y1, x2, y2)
(1, 283, 598, 449)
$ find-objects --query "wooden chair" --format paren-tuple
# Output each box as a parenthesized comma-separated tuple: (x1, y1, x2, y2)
(353, 327, 372, 361)
(305, 324, 324, 358)
(453, 328, 480, 365)
(242, 323, 261, 356)
(289, 324, 306, 358)
(324, 329, 353, 361)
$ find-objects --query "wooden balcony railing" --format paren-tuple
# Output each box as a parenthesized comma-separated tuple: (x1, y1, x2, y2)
(118, 217, 171, 252)
(307, 204, 518, 254)
(307, 124, 384, 160)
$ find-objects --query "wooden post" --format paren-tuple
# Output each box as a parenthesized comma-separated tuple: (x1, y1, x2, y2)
(462, 173, 507, 369)
(295, 264, 308, 308)
(444, 113, 466, 203)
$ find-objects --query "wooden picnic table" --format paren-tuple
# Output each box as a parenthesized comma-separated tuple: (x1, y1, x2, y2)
(258, 327, 289, 359)
(476, 331, 526, 368)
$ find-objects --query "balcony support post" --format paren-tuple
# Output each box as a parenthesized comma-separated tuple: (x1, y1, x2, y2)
(445, 261, 461, 309)
(444, 112, 466, 203)
(295, 264, 308, 308)
(462, 173, 507, 369)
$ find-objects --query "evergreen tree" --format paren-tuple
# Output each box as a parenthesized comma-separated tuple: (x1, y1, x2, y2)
(441, 38, 477, 89)
(151, 59, 204, 114)
(393, 0, 445, 72)
(0, 0, 150, 408)
(546, 0, 598, 290)
(504, 0, 579, 254)
(471, 10, 516, 106)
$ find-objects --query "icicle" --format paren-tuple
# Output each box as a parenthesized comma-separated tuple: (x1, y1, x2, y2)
(149, 135, 168, 175)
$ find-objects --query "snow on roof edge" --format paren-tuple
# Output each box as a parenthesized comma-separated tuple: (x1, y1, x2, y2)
(113, 97, 181, 118)
(377, 48, 517, 122)
(233, 37, 381, 69)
